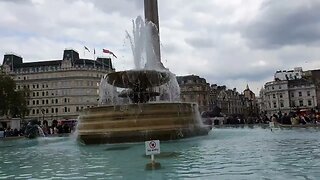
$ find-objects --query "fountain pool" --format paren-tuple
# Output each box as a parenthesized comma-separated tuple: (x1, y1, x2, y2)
(1, 126, 320, 179)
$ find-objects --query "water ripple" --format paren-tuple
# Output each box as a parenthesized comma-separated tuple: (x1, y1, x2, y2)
(0, 128, 320, 179)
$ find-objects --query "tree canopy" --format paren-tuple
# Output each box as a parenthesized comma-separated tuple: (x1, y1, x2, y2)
(0, 72, 29, 118)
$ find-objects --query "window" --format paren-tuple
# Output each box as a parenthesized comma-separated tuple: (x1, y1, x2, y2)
(291, 93, 294, 97)
(42, 92, 45, 96)
(32, 109, 35, 114)
(273, 94, 276, 98)
(299, 92, 302, 97)
(33, 100, 35, 105)
(279, 93, 283, 98)
(36, 100, 39, 105)
(64, 107, 68, 112)
(273, 102, 277, 108)
(279, 85, 281, 89)
(51, 108, 54, 113)
(36, 109, 39, 114)
(291, 101, 295, 107)
(42, 100, 45, 104)
(308, 100, 312, 106)
(56, 99, 58, 104)
(299, 100, 303, 106)
(307, 91, 310, 96)
(36, 92, 39, 96)
(280, 102, 284, 107)
(55, 108, 58, 113)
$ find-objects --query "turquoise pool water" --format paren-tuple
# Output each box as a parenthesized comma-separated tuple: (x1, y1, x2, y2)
(1, 126, 320, 179)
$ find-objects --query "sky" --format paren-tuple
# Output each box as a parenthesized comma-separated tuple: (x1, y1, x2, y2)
(1, 0, 320, 95)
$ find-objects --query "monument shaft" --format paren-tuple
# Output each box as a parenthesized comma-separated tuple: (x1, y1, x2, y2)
(144, 0, 162, 68)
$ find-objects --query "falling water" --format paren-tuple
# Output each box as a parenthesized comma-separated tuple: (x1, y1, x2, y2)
(126, 16, 181, 102)
(99, 16, 180, 104)
(98, 75, 119, 105)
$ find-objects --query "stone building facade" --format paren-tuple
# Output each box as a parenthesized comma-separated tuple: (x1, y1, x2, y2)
(304, 69, 320, 110)
(1, 49, 114, 122)
(260, 68, 317, 117)
(243, 85, 259, 116)
(176, 75, 210, 113)
(209, 84, 245, 116)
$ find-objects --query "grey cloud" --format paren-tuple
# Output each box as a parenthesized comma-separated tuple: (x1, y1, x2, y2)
(185, 37, 215, 48)
(0, 0, 30, 4)
(242, 0, 320, 49)
(92, 0, 143, 17)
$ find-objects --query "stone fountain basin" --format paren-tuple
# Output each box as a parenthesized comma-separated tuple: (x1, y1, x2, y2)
(106, 70, 170, 89)
(77, 102, 211, 144)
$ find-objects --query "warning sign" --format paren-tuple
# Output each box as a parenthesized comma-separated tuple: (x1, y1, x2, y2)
(145, 140, 160, 155)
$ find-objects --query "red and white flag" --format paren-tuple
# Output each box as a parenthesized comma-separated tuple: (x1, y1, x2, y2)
(103, 49, 117, 58)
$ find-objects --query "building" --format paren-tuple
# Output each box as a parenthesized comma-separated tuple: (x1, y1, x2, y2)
(274, 67, 303, 81)
(303, 69, 320, 110)
(209, 85, 244, 116)
(261, 67, 317, 117)
(177, 75, 210, 112)
(243, 84, 259, 117)
(1, 49, 114, 123)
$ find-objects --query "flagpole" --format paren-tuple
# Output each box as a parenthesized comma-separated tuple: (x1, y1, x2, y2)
(93, 48, 96, 69)
(83, 46, 86, 67)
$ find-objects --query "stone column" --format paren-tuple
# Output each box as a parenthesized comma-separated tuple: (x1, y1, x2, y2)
(144, 0, 160, 30)
(144, 0, 164, 69)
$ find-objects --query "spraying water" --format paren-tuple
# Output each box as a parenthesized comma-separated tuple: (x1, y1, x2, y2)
(99, 16, 180, 104)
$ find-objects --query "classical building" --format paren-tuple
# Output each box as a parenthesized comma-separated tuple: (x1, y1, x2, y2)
(176, 75, 210, 112)
(243, 85, 259, 116)
(209, 84, 244, 116)
(303, 69, 320, 110)
(274, 67, 303, 81)
(260, 67, 317, 117)
(1, 49, 114, 122)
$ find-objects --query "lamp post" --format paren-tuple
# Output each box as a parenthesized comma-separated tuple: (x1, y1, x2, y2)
(40, 108, 45, 124)
(312, 95, 315, 108)
(276, 93, 282, 118)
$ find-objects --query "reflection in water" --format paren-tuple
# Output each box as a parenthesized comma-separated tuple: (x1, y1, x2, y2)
(0, 127, 320, 179)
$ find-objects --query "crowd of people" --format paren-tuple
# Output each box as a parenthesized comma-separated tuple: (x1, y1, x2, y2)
(0, 127, 24, 138)
(268, 112, 320, 125)
(202, 108, 320, 126)
(0, 119, 76, 138)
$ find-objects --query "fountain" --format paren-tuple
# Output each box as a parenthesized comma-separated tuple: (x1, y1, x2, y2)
(24, 119, 45, 139)
(77, 0, 211, 144)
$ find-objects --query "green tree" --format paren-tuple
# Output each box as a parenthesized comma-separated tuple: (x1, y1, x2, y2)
(0, 72, 29, 118)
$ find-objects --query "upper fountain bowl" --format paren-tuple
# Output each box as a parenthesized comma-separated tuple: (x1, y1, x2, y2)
(106, 70, 170, 89)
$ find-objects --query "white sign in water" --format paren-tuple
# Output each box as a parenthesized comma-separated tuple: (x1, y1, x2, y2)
(145, 140, 160, 155)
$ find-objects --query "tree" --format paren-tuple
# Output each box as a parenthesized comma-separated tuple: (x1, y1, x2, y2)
(0, 72, 30, 119)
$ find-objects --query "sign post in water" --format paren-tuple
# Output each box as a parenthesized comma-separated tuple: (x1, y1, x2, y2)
(145, 140, 161, 170)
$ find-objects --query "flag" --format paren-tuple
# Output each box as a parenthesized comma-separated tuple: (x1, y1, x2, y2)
(103, 49, 117, 58)
(84, 46, 90, 52)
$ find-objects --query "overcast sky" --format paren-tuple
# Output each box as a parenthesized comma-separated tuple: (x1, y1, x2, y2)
(1, 0, 320, 95)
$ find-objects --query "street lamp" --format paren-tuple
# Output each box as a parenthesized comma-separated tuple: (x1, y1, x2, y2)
(276, 93, 282, 117)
